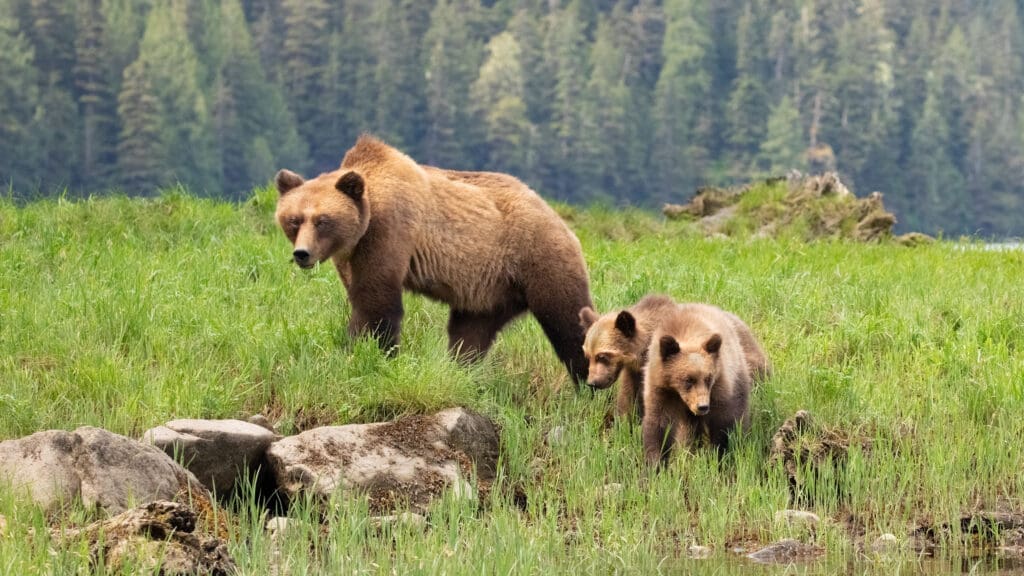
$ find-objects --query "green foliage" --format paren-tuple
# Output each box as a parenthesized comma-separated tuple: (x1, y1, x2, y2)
(2, 192, 1024, 572)
(3, 1, 1024, 236)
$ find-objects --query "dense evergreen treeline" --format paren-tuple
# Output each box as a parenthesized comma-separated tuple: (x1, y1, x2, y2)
(1, 0, 1022, 236)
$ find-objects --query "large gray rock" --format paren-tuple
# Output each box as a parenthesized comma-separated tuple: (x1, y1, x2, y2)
(0, 426, 212, 515)
(266, 407, 498, 513)
(143, 419, 278, 494)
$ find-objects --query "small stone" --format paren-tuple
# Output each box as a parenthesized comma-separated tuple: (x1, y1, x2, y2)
(600, 483, 624, 498)
(247, 414, 275, 433)
(546, 426, 567, 447)
(265, 517, 294, 540)
(688, 545, 712, 559)
(869, 533, 900, 554)
(747, 539, 823, 564)
(369, 512, 428, 531)
(774, 509, 820, 527)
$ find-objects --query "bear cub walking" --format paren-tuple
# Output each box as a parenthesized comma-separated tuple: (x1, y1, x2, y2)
(642, 303, 769, 465)
(579, 295, 680, 419)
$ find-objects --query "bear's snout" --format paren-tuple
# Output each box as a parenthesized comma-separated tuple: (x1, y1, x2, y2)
(293, 249, 313, 268)
(695, 403, 710, 416)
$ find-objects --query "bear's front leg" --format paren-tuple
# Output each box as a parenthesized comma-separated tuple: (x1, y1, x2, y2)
(347, 276, 404, 354)
(641, 400, 672, 466)
(615, 370, 643, 420)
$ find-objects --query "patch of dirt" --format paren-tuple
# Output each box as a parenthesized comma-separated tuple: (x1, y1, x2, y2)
(360, 411, 497, 514)
(768, 410, 872, 506)
(363, 468, 450, 515)
(911, 508, 1024, 556)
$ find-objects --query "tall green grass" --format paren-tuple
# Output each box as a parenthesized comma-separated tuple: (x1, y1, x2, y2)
(1, 189, 1022, 574)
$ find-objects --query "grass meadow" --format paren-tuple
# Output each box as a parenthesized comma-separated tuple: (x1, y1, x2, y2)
(1, 186, 1023, 574)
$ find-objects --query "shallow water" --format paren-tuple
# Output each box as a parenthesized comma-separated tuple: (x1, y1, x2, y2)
(666, 553, 1024, 575)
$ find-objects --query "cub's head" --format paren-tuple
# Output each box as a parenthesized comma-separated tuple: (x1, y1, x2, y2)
(654, 332, 722, 416)
(579, 306, 643, 390)
(274, 168, 370, 268)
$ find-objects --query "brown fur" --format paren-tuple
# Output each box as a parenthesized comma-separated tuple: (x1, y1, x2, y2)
(274, 135, 593, 382)
(641, 303, 769, 465)
(578, 295, 679, 419)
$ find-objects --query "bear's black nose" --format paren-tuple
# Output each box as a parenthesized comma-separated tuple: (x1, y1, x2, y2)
(696, 404, 710, 415)
(293, 249, 311, 265)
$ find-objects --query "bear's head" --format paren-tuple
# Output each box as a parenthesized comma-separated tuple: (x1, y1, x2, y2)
(654, 332, 722, 416)
(274, 168, 371, 268)
(579, 307, 643, 390)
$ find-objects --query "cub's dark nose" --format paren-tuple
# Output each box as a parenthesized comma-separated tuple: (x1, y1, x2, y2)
(696, 404, 710, 416)
(293, 249, 311, 266)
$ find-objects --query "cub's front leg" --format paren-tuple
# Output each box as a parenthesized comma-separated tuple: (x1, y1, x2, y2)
(641, 394, 672, 466)
(615, 369, 643, 420)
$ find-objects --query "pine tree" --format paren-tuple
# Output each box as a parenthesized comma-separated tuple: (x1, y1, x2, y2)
(128, 0, 217, 193)
(27, 0, 75, 90)
(757, 95, 804, 175)
(471, 31, 534, 178)
(279, 0, 329, 153)
(651, 0, 712, 202)
(726, 1, 770, 175)
(214, 0, 305, 195)
(542, 1, 592, 200)
(116, 59, 166, 192)
(578, 13, 633, 200)
(74, 0, 117, 188)
(0, 12, 41, 189)
(906, 80, 966, 235)
(371, 0, 431, 155)
(422, 0, 484, 167)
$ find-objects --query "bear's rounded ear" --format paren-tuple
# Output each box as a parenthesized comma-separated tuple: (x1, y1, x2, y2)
(579, 307, 599, 330)
(336, 171, 364, 200)
(659, 335, 680, 359)
(703, 334, 722, 355)
(614, 311, 637, 338)
(275, 169, 304, 195)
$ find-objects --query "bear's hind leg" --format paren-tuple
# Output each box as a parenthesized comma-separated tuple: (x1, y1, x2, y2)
(447, 306, 524, 362)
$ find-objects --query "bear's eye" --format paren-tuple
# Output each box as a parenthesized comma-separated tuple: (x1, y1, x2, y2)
(315, 218, 333, 230)
(595, 353, 610, 364)
(685, 376, 697, 388)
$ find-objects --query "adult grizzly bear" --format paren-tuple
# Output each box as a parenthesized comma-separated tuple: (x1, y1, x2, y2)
(641, 304, 769, 465)
(274, 135, 593, 383)
(578, 294, 680, 419)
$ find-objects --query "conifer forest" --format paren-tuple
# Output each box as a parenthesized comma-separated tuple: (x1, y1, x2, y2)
(1, 0, 1022, 237)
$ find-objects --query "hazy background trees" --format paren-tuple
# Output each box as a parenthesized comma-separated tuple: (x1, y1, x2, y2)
(0, 0, 1022, 237)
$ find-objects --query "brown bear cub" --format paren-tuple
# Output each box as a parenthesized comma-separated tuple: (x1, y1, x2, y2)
(579, 295, 680, 419)
(274, 135, 594, 383)
(641, 303, 769, 465)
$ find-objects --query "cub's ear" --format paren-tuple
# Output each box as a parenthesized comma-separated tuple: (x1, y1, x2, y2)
(336, 171, 364, 200)
(275, 169, 304, 195)
(659, 335, 680, 359)
(579, 307, 599, 330)
(614, 311, 637, 338)
(703, 333, 722, 355)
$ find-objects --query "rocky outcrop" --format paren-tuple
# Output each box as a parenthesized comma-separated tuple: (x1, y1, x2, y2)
(143, 419, 279, 495)
(51, 500, 235, 575)
(662, 172, 922, 243)
(266, 407, 499, 513)
(0, 426, 214, 516)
